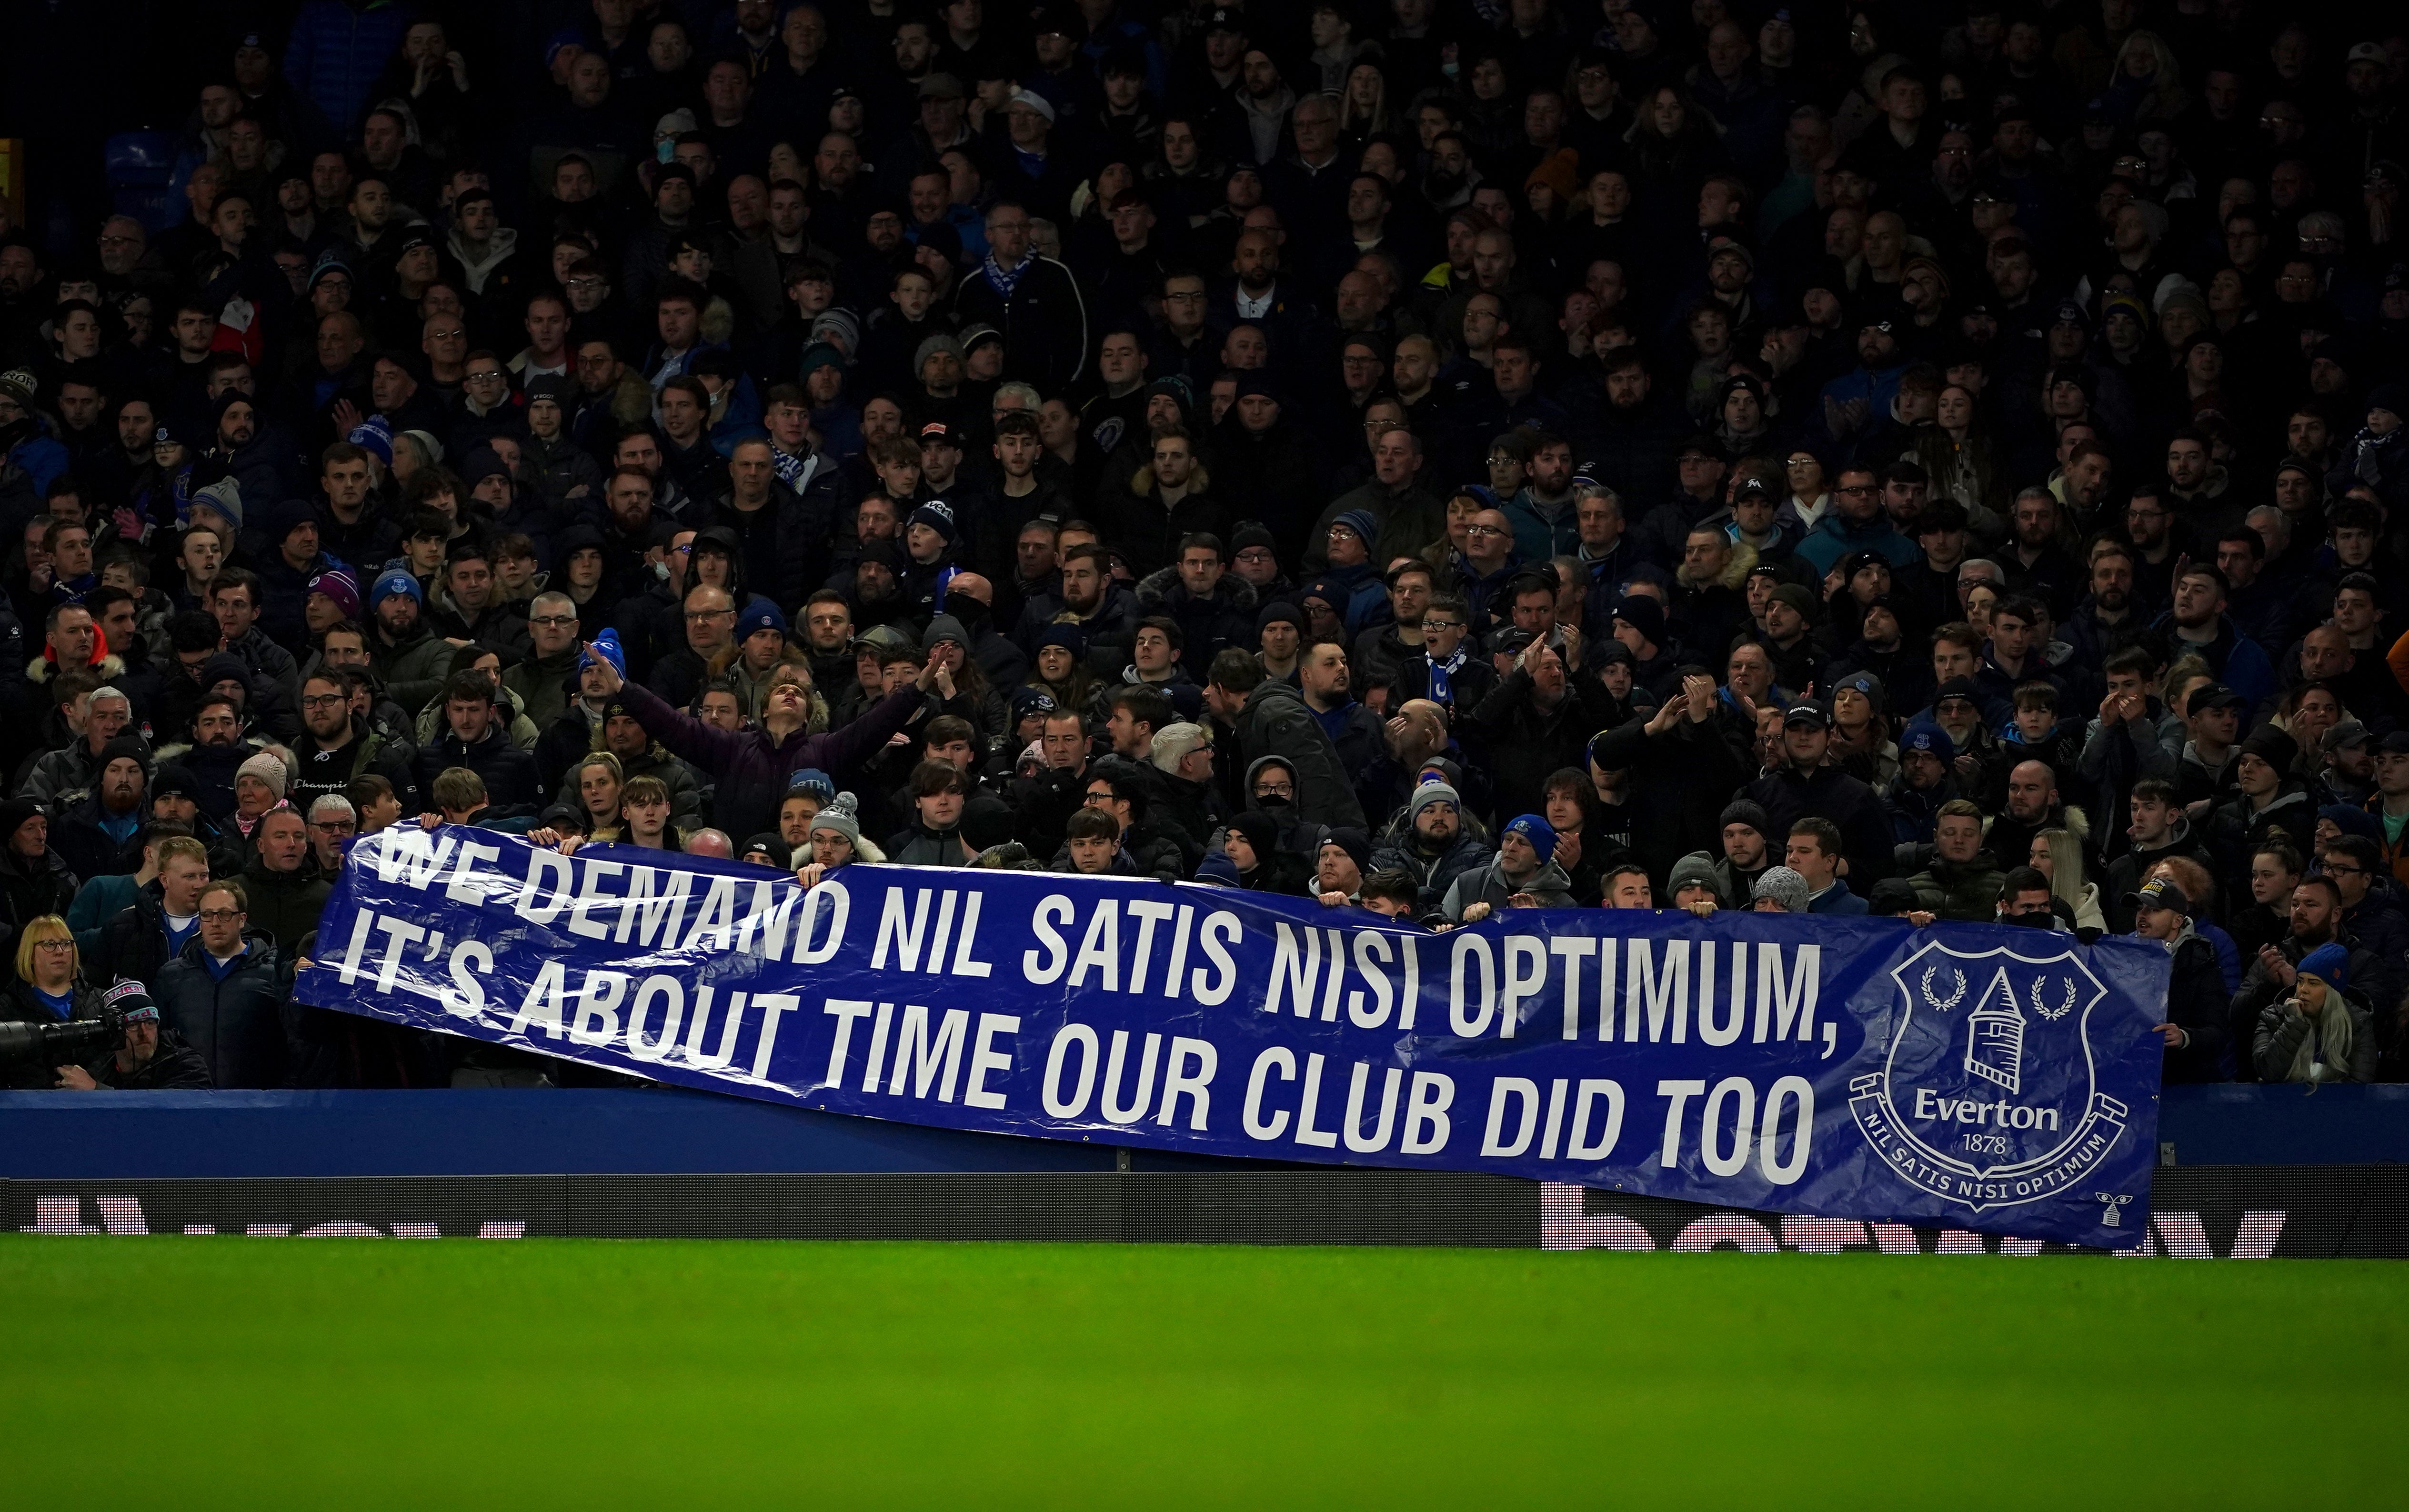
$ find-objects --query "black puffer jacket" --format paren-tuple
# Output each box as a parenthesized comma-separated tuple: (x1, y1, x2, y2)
(155, 931, 293, 1090)
(414, 722, 542, 810)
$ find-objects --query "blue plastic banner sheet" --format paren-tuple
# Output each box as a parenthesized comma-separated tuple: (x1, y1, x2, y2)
(297, 828, 2172, 1246)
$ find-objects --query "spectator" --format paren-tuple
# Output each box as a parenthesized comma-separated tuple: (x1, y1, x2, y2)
(1, 916, 106, 1087)
(1601, 864, 1654, 909)
(1312, 825, 1372, 906)
(1443, 814, 1574, 922)
(1750, 865, 1808, 913)
(1744, 702, 1895, 886)
(51, 738, 151, 882)
(1906, 801, 2005, 922)
(2251, 943, 2379, 1084)
(2127, 875, 2229, 1084)
(241, 806, 331, 953)
(1197, 811, 1311, 894)
(155, 879, 292, 1091)
(54, 984, 213, 1091)
(1203, 649, 1363, 828)
(796, 794, 883, 888)
(414, 673, 540, 813)
(1996, 867, 2065, 931)
(1784, 818, 1867, 914)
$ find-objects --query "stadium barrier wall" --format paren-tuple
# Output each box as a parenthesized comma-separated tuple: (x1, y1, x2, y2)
(3, 1087, 2402, 1255)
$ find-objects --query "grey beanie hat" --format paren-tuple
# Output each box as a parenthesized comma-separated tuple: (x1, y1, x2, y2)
(1751, 864, 1809, 913)
(1667, 851, 1725, 905)
(1406, 780, 1461, 820)
(914, 332, 965, 372)
(810, 791, 863, 848)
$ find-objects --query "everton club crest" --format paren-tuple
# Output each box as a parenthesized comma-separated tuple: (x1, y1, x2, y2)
(1848, 939, 2129, 1213)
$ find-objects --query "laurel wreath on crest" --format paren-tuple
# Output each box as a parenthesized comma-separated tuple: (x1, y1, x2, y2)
(1921, 967, 1967, 1010)
(2030, 978, 2078, 1021)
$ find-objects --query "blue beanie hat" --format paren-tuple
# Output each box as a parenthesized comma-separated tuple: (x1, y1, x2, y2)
(1329, 509, 1379, 546)
(2319, 804, 2383, 845)
(582, 626, 626, 678)
(737, 599, 788, 640)
(347, 414, 394, 465)
(1037, 621, 1089, 656)
(371, 568, 422, 607)
(2298, 942, 2351, 993)
(787, 767, 835, 800)
(1504, 813, 1557, 862)
(1901, 718, 1956, 761)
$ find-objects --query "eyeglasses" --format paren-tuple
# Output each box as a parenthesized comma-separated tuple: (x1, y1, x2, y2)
(311, 820, 357, 835)
(32, 939, 73, 953)
(529, 614, 578, 628)
(685, 608, 735, 623)
(466, 370, 506, 384)
(300, 693, 346, 710)
(1423, 619, 1464, 632)
(1464, 523, 1507, 537)
(199, 909, 244, 922)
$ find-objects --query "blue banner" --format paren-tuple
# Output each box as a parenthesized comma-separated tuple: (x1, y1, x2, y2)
(295, 828, 2173, 1247)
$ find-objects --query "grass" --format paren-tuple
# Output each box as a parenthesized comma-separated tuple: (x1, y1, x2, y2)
(6, 1236, 2403, 1507)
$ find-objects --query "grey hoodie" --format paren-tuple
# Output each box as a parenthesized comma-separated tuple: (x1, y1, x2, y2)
(1441, 857, 1576, 922)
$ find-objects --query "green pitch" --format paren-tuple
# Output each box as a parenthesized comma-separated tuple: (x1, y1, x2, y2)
(8, 1236, 2402, 1507)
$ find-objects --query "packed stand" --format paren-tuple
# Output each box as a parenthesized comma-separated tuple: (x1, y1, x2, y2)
(0, 0, 2401, 1090)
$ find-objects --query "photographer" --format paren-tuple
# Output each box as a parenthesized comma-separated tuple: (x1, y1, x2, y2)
(2, 916, 107, 1089)
(55, 984, 212, 1090)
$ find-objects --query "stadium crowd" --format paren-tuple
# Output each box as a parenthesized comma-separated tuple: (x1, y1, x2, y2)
(0, 0, 2404, 1091)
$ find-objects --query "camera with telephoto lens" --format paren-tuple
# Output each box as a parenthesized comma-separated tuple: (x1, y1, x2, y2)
(0, 1009, 125, 1068)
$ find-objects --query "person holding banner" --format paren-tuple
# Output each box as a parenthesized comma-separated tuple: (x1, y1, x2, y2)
(582, 639, 944, 842)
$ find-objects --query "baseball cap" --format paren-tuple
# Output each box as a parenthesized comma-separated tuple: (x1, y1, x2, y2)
(2185, 683, 2246, 716)
(2127, 875, 2190, 917)
(2323, 720, 2374, 754)
(1784, 702, 1831, 730)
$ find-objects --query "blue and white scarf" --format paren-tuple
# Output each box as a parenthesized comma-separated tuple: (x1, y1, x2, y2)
(1427, 644, 1468, 706)
(982, 252, 1029, 299)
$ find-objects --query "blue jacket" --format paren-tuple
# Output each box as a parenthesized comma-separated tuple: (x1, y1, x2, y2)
(5, 427, 71, 501)
(1503, 488, 1581, 566)
(1808, 881, 1870, 915)
(1818, 361, 1908, 441)
(283, 0, 415, 134)
(2151, 613, 2276, 713)
(1794, 511, 1920, 577)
